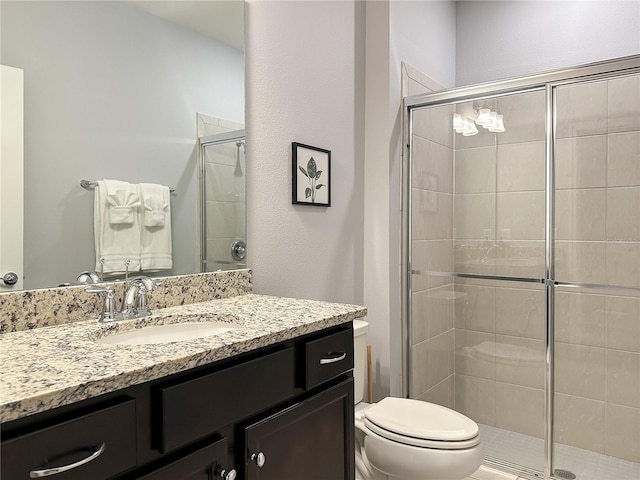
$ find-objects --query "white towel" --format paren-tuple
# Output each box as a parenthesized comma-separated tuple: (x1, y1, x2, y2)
(94, 180, 142, 274)
(139, 183, 172, 271)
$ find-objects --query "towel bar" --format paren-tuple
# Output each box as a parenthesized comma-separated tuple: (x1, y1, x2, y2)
(80, 179, 175, 193)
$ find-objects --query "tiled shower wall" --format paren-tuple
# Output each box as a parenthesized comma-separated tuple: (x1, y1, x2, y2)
(410, 73, 639, 464)
(408, 61, 456, 408)
(552, 75, 640, 463)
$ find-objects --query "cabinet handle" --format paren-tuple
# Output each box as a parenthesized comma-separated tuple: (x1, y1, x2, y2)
(250, 451, 266, 468)
(319, 352, 347, 365)
(218, 467, 237, 480)
(29, 442, 106, 478)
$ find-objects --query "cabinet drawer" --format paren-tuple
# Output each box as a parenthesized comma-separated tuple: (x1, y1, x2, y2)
(1, 399, 136, 480)
(159, 347, 295, 453)
(305, 326, 354, 389)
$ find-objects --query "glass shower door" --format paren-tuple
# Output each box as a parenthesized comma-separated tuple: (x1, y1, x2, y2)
(409, 88, 548, 476)
(199, 131, 246, 272)
(552, 73, 640, 480)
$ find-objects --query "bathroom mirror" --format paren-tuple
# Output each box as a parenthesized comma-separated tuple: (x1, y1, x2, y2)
(0, 0, 245, 290)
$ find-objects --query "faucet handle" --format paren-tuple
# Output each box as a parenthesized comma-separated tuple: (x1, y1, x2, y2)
(85, 285, 119, 322)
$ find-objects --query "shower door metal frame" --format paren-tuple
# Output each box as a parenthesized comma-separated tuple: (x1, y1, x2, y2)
(402, 55, 640, 480)
(198, 129, 246, 273)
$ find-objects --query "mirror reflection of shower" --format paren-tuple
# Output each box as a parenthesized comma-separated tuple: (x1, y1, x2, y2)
(198, 129, 246, 272)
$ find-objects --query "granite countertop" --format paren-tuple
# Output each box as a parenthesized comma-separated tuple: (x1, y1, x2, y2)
(0, 294, 367, 423)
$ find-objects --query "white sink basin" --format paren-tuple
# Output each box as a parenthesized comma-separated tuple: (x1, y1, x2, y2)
(97, 321, 236, 345)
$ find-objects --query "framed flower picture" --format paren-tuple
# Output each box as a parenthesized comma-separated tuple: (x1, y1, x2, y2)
(292, 142, 331, 207)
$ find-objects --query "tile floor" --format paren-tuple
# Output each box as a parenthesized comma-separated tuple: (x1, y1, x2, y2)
(474, 424, 640, 480)
(465, 465, 526, 480)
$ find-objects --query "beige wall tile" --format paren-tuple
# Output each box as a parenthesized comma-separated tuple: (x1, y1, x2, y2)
(604, 403, 640, 463)
(555, 135, 608, 189)
(494, 335, 545, 389)
(497, 191, 545, 241)
(427, 331, 452, 389)
(411, 285, 454, 344)
(455, 146, 496, 194)
(555, 342, 606, 400)
(454, 193, 496, 240)
(606, 350, 640, 408)
(412, 189, 453, 240)
(411, 240, 454, 290)
(497, 90, 546, 144)
(455, 374, 496, 426)
(497, 141, 545, 192)
(555, 241, 607, 284)
(455, 329, 496, 379)
(495, 287, 545, 340)
(412, 103, 454, 148)
(607, 295, 640, 353)
(417, 375, 455, 410)
(608, 132, 640, 187)
(555, 291, 606, 347)
(606, 187, 640, 241)
(556, 80, 608, 138)
(411, 242, 429, 293)
(411, 338, 429, 396)
(495, 383, 544, 438)
(555, 188, 607, 241)
(554, 393, 605, 453)
(608, 74, 640, 134)
(412, 135, 454, 193)
(606, 242, 640, 288)
(454, 284, 496, 333)
(428, 240, 454, 289)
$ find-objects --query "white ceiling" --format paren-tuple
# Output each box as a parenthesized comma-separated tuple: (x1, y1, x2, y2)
(127, 0, 245, 51)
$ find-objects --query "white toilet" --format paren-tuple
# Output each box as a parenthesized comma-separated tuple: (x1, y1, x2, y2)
(353, 320, 483, 480)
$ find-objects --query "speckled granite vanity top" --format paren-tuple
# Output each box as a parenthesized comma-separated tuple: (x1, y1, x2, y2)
(0, 292, 366, 423)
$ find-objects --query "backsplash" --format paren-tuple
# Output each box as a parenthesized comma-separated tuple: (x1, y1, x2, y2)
(0, 269, 252, 334)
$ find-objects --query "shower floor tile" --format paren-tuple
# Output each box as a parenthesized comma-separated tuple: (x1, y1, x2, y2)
(478, 424, 640, 480)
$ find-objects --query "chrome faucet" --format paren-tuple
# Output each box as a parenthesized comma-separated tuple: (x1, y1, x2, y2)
(121, 276, 158, 319)
(85, 276, 159, 322)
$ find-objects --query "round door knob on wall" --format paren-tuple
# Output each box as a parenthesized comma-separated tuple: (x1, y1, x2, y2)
(231, 240, 246, 261)
(2, 272, 18, 286)
(250, 451, 266, 468)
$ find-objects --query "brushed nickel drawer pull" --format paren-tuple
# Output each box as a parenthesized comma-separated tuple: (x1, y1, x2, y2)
(30, 442, 106, 477)
(319, 352, 347, 365)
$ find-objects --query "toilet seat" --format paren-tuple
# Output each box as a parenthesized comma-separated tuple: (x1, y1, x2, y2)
(362, 397, 480, 450)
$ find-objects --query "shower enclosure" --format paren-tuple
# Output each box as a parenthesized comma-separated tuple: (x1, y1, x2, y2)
(403, 56, 639, 480)
(199, 130, 246, 272)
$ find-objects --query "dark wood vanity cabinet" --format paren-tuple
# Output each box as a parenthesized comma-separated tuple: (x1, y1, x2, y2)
(244, 379, 354, 480)
(1, 323, 355, 480)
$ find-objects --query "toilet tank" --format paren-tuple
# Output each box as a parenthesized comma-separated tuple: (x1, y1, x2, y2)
(353, 319, 368, 404)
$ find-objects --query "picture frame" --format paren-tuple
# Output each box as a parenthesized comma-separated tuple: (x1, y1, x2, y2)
(292, 142, 331, 207)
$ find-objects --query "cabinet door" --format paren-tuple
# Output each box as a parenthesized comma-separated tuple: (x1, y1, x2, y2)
(138, 438, 231, 480)
(244, 378, 354, 480)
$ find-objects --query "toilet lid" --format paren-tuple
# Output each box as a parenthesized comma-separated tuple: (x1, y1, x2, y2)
(363, 397, 479, 446)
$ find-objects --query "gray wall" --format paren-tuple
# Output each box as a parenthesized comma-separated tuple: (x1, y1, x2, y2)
(245, 0, 365, 306)
(0, 1, 244, 289)
(456, 1, 640, 86)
